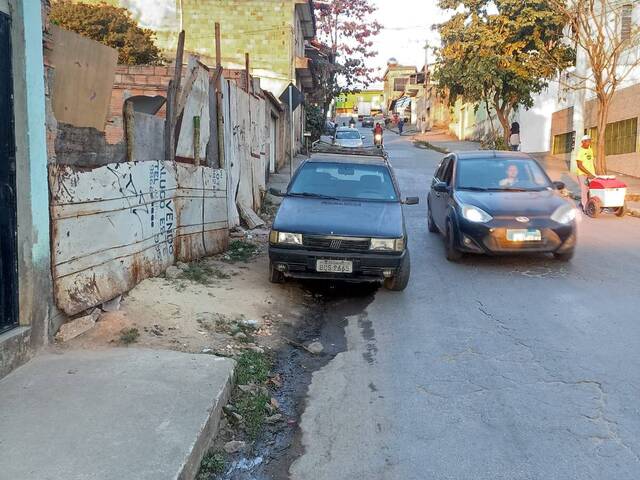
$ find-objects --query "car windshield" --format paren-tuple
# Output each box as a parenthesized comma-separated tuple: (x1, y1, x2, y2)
(335, 130, 361, 140)
(289, 162, 398, 202)
(455, 158, 551, 191)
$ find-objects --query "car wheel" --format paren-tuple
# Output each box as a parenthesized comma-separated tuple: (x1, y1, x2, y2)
(553, 249, 574, 262)
(269, 262, 286, 284)
(585, 198, 601, 218)
(427, 201, 438, 233)
(445, 220, 463, 262)
(615, 202, 627, 217)
(384, 249, 411, 291)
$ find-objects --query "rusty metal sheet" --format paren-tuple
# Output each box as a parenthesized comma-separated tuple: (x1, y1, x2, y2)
(49, 161, 228, 315)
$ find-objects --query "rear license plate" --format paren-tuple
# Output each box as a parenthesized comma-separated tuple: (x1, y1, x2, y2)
(506, 229, 542, 242)
(316, 259, 353, 273)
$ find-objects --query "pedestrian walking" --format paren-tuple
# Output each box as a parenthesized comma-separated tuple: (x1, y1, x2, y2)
(576, 135, 596, 211)
(398, 118, 405, 135)
(509, 122, 521, 151)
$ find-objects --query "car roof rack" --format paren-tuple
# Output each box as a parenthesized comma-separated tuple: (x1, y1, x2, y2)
(311, 140, 388, 159)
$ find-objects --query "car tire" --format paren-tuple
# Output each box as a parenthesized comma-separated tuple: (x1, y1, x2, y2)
(269, 262, 286, 284)
(553, 249, 574, 262)
(585, 198, 601, 218)
(384, 249, 411, 291)
(445, 219, 463, 262)
(615, 203, 627, 217)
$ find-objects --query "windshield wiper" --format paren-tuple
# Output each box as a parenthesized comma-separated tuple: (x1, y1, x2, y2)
(459, 186, 488, 191)
(288, 192, 341, 201)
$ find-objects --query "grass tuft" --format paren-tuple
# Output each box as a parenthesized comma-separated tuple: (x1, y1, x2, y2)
(181, 262, 230, 284)
(119, 327, 139, 345)
(197, 450, 226, 479)
(235, 350, 271, 385)
(224, 240, 259, 262)
(235, 391, 270, 440)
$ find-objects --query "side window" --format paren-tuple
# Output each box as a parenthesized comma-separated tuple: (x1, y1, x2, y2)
(435, 156, 450, 180)
(442, 158, 455, 185)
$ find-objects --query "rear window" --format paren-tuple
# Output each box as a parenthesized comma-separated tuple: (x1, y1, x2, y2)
(290, 162, 398, 201)
(335, 130, 361, 140)
(456, 158, 551, 191)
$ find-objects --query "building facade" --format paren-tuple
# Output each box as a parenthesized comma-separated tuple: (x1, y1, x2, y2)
(0, 0, 56, 378)
(382, 63, 417, 114)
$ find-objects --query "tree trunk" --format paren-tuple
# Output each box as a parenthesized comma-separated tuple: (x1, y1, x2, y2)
(495, 108, 511, 146)
(595, 99, 609, 174)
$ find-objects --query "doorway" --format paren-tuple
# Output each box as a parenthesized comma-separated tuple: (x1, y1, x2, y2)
(0, 12, 19, 334)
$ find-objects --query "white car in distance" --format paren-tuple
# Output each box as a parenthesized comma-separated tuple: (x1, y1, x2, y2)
(333, 127, 364, 148)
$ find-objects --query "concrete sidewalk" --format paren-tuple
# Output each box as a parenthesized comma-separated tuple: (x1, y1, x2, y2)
(413, 129, 481, 152)
(0, 348, 234, 480)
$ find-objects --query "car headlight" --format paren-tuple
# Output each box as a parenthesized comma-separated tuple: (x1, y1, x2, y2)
(461, 204, 493, 223)
(370, 238, 405, 252)
(269, 231, 302, 245)
(551, 204, 577, 224)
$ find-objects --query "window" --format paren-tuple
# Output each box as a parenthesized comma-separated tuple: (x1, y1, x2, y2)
(455, 158, 552, 191)
(442, 159, 455, 185)
(435, 157, 451, 180)
(290, 162, 398, 201)
(553, 131, 575, 154)
(621, 4, 633, 42)
(605, 117, 638, 155)
(394, 77, 408, 91)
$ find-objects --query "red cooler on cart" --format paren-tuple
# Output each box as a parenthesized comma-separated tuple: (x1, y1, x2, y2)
(586, 176, 627, 218)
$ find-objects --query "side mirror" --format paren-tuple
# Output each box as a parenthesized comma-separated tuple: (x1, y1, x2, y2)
(553, 181, 565, 190)
(268, 187, 285, 197)
(433, 181, 449, 193)
(404, 197, 420, 205)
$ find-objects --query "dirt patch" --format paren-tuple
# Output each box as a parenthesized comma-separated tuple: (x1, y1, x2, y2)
(63, 231, 306, 357)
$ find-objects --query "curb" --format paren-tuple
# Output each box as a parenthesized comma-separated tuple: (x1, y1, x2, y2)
(413, 140, 449, 154)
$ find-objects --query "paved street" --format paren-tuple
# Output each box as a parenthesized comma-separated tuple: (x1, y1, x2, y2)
(290, 131, 640, 480)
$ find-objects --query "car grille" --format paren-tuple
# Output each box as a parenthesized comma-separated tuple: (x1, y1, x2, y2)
(303, 235, 371, 251)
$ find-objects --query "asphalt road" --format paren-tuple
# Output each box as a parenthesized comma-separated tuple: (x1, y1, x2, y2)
(289, 129, 640, 479)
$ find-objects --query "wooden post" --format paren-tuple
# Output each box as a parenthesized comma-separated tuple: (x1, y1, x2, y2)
(214, 23, 226, 168)
(193, 116, 201, 166)
(124, 100, 135, 162)
(165, 30, 185, 162)
(245, 53, 250, 94)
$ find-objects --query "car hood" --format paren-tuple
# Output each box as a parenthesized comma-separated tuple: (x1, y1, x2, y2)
(455, 189, 569, 217)
(274, 196, 404, 237)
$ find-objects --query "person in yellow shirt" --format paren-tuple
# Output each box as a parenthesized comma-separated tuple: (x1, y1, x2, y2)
(576, 135, 596, 210)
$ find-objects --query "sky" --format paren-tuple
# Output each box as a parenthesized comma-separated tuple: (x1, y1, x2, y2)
(369, 0, 449, 88)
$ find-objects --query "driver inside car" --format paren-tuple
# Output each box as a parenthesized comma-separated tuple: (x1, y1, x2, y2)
(499, 164, 519, 187)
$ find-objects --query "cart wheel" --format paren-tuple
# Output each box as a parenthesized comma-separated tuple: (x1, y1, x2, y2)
(585, 198, 602, 218)
(615, 202, 627, 217)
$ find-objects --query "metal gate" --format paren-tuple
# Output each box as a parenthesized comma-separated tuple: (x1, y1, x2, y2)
(0, 12, 18, 334)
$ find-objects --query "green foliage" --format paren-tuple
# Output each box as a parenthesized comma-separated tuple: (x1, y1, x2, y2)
(180, 262, 229, 284)
(197, 450, 226, 479)
(235, 351, 272, 386)
(435, 0, 574, 139)
(305, 105, 326, 143)
(235, 391, 270, 440)
(50, 1, 163, 65)
(223, 240, 259, 263)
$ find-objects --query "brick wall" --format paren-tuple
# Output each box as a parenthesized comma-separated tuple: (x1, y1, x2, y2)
(106, 65, 172, 144)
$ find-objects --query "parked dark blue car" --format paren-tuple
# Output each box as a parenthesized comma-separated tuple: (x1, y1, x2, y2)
(268, 153, 418, 290)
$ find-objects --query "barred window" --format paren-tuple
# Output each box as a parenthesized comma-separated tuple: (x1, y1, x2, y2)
(621, 4, 633, 42)
(553, 131, 575, 154)
(605, 117, 637, 155)
(393, 77, 408, 91)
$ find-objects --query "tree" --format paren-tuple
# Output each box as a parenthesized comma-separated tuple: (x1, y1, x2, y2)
(312, 0, 382, 117)
(434, 0, 574, 144)
(49, 1, 163, 65)
(544, 0, 640, 174)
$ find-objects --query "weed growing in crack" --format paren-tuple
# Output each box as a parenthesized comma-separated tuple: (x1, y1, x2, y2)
(197, 450, 226, 479)
(236, 350, 272, 385)
(119, 327, 139, 345)
(235, 391, 271, 440)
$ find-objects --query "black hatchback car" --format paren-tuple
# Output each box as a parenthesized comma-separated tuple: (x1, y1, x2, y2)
(427, 151, 577, 261)
(268, 154, 418, 290)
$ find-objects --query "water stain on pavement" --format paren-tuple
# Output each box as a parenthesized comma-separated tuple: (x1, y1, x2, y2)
(358, 313, 378, 365)
(220, 281, 376, 480)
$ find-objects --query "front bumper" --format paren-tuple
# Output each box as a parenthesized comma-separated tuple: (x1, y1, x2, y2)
(269, 246, 405, 281)
(454, 218, 576, 255)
